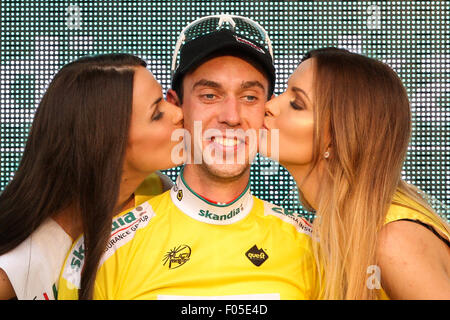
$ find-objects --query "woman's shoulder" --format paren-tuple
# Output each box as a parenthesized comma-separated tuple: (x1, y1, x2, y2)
(377, 217, 450, 299)
(377, 192, 450, 299)
(385, 191, 449, 243)
(0, 218, 72, 299)
(0, 218, 70, 263)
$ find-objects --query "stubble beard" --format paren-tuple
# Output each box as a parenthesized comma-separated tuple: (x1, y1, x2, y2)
(200, 160, 251, 183)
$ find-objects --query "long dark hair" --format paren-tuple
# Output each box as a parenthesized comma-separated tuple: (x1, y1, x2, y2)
(0, 53, 146, 299)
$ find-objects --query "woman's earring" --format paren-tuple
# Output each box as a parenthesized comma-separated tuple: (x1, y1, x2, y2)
(324, 151, 330, 159)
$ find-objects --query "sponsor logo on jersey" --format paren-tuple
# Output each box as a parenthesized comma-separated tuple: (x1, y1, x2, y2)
(177, 189, 183, 201)
(266, 203, 313, 236)
(106, 205, 152, 255)
(163, 245, 191, 269)
(198, 204, 244, 222)
(62, 202, 155, 288)
(246, 245, 268, 266)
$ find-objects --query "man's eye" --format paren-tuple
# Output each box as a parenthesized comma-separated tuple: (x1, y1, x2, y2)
(203, 94, 216, 99)
(244, 95, 257, 102)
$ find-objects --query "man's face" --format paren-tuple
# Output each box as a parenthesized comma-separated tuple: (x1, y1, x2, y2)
(178, 55, 269, 179)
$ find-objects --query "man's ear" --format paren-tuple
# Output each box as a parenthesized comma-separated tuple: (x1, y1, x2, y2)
(167, 89, 181, 106)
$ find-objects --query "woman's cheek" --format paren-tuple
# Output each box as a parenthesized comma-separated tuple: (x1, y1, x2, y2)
(278, 113, 314, 165)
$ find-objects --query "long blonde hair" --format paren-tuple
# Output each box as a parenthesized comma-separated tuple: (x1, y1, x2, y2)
(300, 48, 449, 299)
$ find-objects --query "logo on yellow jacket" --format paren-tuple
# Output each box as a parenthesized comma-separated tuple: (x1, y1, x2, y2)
(163, 245, 191, 269)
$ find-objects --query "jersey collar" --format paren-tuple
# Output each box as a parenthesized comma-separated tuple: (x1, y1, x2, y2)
(170, 168, 253, 225)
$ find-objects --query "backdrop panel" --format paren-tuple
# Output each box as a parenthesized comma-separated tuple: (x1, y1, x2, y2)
(1, 1, 448, 221)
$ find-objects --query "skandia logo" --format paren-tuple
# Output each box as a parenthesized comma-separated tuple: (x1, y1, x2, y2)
(270, 206, 313, 236)
(111, 211, 139, 233)
(63, 202, 155, 290)
(234, 35, 265, 54)
(198, 206, 242, 221)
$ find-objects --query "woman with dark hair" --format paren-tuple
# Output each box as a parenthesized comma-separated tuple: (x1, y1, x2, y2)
(0, 53, 183, 300)
(263, 48, 449, 299)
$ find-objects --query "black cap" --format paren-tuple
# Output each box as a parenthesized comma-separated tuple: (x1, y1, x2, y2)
(171, 29, 275, 97)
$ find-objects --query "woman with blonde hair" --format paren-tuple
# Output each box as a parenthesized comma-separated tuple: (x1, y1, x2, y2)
(263, 47, 450, 299)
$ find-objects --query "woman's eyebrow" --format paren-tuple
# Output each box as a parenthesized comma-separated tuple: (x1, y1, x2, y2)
(150, 97, 163, 108)
(292, 86, 310, 102)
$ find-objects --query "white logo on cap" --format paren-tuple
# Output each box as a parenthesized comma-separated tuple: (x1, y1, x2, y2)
(234, 35, 265, 54)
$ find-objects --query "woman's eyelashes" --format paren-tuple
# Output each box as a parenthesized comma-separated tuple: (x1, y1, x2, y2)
(151, 106, 164, 121)
(289, 97, 305, 110)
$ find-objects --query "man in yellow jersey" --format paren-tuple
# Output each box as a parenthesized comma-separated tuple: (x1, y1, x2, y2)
(58, 15, 320, 300)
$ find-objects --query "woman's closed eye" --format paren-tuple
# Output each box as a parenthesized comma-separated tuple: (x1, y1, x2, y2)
(290, 98, 305, 110)
(151, 107, 164, 121)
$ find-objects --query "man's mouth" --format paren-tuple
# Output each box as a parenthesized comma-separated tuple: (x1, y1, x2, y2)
(211, 136, 244, 147)
(199, 130, 258, 165)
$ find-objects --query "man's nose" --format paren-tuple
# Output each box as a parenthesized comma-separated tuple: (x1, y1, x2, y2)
(217, 97, 241, 127)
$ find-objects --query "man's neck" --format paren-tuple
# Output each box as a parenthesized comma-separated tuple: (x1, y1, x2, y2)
(182, 164, 250, 204)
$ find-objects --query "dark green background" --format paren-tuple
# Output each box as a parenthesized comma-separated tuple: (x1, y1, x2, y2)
(1, 1, 448, 221)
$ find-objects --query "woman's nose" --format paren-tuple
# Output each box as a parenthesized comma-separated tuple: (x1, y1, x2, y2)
(264, 96, 280, 117)
(166, 101, 184, 126)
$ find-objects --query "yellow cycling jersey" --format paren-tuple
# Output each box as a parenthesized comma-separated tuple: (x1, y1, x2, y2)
(58, 169, 320, 300)
(379, 191, 450, 299)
